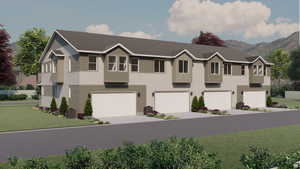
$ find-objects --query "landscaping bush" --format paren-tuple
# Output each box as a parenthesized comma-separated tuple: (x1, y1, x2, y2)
(241, 105, 250, 110)
(198, 106, 208, 113)
(266, 96, 273, 107)
(84, 94, 93, 116)
(65, 146, 92, 169)
(8, 94, 27, 100)
(50, 97, 57, 112)
(65, 108, 77, 119)
(59, 97, 68, 116)
(0, 94, 8, 100)
(25, 84, 35, 90)
(198, 96, 205, 108)
(236, 102, 244, 109)
(31, 94, 39, 100)
(77, 113, 85, 120)
(240, 146, 275, 169)
(191, 96, 199, 112)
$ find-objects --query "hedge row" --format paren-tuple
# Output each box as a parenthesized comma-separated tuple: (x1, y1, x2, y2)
(0, 94, 27, 101)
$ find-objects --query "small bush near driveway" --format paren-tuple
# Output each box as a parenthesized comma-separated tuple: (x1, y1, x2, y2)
(50, 97, 57, 112)
(192, 96, 199, 112)
(59, 97, 68, 116)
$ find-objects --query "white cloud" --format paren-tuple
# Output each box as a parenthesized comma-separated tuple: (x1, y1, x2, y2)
(167, 0, 299, 39)
(275, 17, 292, 24)
(85, 24, 159, 39)
(86, 24, 114, 35)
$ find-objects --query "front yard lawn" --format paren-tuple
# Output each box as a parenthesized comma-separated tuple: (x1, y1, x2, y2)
(0, 104, 95, 132)
(272, 97, 300, 109)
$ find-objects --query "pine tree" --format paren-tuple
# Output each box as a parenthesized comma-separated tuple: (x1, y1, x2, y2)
(84, 94, 93, 116)
(191, 96, 199, 112)
(59, 97, 68, 115)
(198, 96, 205, 108)
(50, 97, 57, 112)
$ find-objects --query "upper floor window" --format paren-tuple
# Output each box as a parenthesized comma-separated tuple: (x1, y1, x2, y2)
(241, 65, 245, 75)
(264, 66, 267, 76)
(253, 65, 257, 75)
(119, 56, 127, 72)
(224, 63, 232, 75)
(130, 58, 139, 72)
(41, 64, 44, 73)
(108, 56, 127, 72)
(154, 60, 165, 73)
(211, 62, 219, 75)
(179, 60, 188, 73)
(45, 63, 48, 73)
(258, 65, 263, 76)
(52, 61, 56, 73)
(88, 55, 97, 71)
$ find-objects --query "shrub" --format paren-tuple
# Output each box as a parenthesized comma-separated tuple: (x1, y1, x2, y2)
(65, 146, 92, 169)
(25, 84, 35, 90)
(8, 94, 27, 100)
(23, 158, 52, 169)
(84, 96, 93, 116)
(198, 96, 205, 108)
(18, 86, 25, 90)
(0, 94, 8, 100)
(59, 97, 68, 116)
(191, 96, 199, 112)
(65, 108, 77, 119)
(266, 96, 273, 107)
(236, 102, 244, 109)
(31, 94, 39, 100)
(50, 97, 57, 112)
(240, 146, 275, 169)
(198, 106, 208, 113)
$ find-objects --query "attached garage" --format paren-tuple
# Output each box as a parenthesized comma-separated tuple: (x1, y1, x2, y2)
(91, 92, 136, 118)
(154, 91, 190, 113)
(243, 91, 266, 108)
(204, 91, 232, 110)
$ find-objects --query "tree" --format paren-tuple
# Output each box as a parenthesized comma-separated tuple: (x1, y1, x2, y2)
(84, 94, 93, 116)
(191, 96, 199, 112)
(50, 97, 57, 112)
(288, 48, 300, 81)
(267, 49, 290, 86)
(0, 25, 16, 85)
(198, 96, 205, 108)
(59, 97, 68, 116)
(192, 31, 226, 47)
(15, 28, 48, 82)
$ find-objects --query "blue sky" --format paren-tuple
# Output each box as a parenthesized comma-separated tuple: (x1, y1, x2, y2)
(1, 0, 299, 44)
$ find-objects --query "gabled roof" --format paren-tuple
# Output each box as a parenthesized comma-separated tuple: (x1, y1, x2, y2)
(41, 29, 273, 65)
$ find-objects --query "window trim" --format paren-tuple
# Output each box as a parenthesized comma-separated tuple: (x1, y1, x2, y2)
(210, 62, 220, 75)
(130, 58, 139, 72)
(178, 59, 189, 73)
(41, 86, 44, 96)
(68, 87, 71, 98)
(154, 59, 165, 73)
(107, 55, 128, 72)
(118, 56, 128, 72)
(258, 65, 263, 76)
(68, 58, 72, 72)
(88, 55, 98, 71)
(224, 63, 232, 75)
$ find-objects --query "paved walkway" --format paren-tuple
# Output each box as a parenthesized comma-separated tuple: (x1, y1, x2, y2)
(100, 115, 163, 124)
(0, 110, 300, 162)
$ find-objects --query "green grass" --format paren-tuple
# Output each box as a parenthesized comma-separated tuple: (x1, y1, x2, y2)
(0, 99, 38, 103)
(272, 97, 300, 109)
(0, 104, 95, 132)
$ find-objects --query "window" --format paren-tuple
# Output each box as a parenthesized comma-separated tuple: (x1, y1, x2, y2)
(88, 55, 97, 71)
(41, 64, 44, 73)
(68, 87, 71, 98)
(119, 56, 127, 72)
(253, 65, 257, 75)
(68, 58, 72, 72)
(131, 58, 139, 72)
(45, 63, 48, 73)
(224, 63, 232, 75)
(52, 61, 56, 73)
(108, 56, 117, 71)
(49, 62, 52, 73)
(264, 66, 267, 76)
(179, 60, 188, 73)
(154, 60, 165, 73)
(241, 65, 245, 75)
(258, 65, 263, 76)
(211, 62, 219, 75)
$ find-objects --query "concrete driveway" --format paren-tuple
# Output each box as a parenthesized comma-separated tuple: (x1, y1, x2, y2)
(169, 112, 217, 119)
(99, 115, 163, 124)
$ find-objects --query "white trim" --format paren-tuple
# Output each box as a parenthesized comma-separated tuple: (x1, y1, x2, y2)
(224, 63, 232, 75)
(68, 57, 72, 72)
(178, 59, 189, 74)
(88, 55, 98, 71)
(40, 31, 274, 65)
(68, 87, 71, 98)
(251, 56, 273, 65)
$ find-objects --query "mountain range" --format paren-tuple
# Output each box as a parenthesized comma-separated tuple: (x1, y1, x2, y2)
(225, 32, 299, 57)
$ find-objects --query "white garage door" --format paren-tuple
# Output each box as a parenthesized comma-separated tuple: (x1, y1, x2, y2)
(204, 91, 232, 110)
(154, 92, 190, 113)
(91, 92, 136, 118)
(243, 91, 266, 108)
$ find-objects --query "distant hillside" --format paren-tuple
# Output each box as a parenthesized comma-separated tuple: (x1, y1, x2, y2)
(225, 32, 299, 57)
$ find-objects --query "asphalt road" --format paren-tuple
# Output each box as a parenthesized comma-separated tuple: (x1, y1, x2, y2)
(1, 110, 300, 161)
